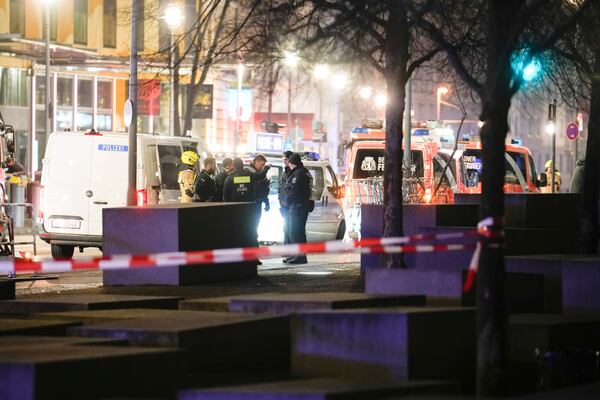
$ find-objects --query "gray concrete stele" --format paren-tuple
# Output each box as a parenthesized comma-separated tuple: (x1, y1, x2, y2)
(102, 203, 259, 286)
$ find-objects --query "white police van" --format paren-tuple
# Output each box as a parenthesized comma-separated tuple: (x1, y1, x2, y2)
(39, 131, 200, 258)
(245, 132, 346, 243)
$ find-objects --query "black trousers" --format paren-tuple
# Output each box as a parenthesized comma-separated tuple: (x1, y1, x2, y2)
(287, 208, 309, 260)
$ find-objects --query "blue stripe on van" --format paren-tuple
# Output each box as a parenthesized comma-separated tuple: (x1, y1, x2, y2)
(98, 144, 128, 152)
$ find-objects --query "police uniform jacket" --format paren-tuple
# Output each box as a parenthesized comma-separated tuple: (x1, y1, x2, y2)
(223, 169, 255, 202)
(245, 164, 270, 203)
(283, 166, 312, 211)
(214, 170, 229, 202)
(278, 166, 291, 208)
(194, 170, 216, 202)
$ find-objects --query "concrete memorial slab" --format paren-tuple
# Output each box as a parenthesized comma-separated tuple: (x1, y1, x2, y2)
(0, 335, 125, 348)
(35, 308, 209, 325)
(0, 345, 182, 400)
(0, 294, 182, 314)
(69, 311, 290, 372)
(102, 203, 259, 286)
(510, 314, 600, 362)
(180, 292, 426, 315)
(178, 378, 457, 400)
(291, 307, 475, 387)
(0, 318, 79, 336)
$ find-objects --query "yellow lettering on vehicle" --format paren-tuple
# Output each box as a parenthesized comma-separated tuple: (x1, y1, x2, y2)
(233, 176, 251, 184)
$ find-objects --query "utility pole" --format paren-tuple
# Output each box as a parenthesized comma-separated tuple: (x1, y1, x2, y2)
(44, 1, 51, 169)
(548, 99, 557, 194)
(403, 78, 412, 171)
(127, 0, 139, 206)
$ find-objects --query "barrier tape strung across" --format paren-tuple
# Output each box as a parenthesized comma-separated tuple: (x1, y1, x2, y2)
(0, 230, 478, 274)
(462, 216, 505, 292)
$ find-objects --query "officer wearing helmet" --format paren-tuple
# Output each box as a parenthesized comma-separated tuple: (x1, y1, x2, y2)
(179, 151, 199, 203)
(541, 160, 561, 193)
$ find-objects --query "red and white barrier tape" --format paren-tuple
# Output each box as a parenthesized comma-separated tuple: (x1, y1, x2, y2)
(462, 216, 505, 292)
(0, 230, 477, 274)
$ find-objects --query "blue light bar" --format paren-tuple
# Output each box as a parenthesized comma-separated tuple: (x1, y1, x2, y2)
(351, 127, 369, 134)
(511, 138, 523, 146)
(413, 129, 429, 136)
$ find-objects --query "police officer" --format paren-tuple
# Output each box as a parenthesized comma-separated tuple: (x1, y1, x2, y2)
(223, 158, 255, 202)
(214, 158, 233, 202)
(178, 151, 199, 203)
(283, 153, 313, 264)
(194, 157, 217, 202)
(246, 154, 271, 212)
(278, 151, 294, 244)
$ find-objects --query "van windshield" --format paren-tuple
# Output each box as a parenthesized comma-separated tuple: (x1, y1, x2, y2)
(157, 145, 182, 190)
(353, 149, 424, 179)
(459, 149, 523, 187)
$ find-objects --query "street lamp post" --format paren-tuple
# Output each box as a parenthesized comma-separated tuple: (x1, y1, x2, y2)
(313, 64, 330, 155)
(164, 5, 183, 136)
(546, 99, 558, 193)
(331, 72, 348, 169)
(41, 0, 53, 174)
(436, 86, 449, 121)
(283, 51, 299, 146)
(128, 0, 139, 205)
(235, 62, 244, 152)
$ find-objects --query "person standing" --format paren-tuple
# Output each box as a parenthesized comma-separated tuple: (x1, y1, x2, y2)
(223, 158, 255, 202)
(178, 151, 199, 203)
(246, 154, 271, 212)
(542, 160, 561, 193)
(278, 151, 294, 244)
(282, 153, 313, 264)
(214, 158, 233, 202)
(194, 157, 217, 202)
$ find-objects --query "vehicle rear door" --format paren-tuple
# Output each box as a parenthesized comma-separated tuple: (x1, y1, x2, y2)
(306, 165, 332, 241)
(42, 134, 93, 237)
(88, 136, 128, 235)
(153, 141, 184, 203)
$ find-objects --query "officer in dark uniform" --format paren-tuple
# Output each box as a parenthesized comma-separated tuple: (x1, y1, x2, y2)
(223, 158, 255, 202)
(214, 158, 233, 202)
(194, 157, 217, 202)
(278, 151, 294, 244)
(282, 153, 313, 264)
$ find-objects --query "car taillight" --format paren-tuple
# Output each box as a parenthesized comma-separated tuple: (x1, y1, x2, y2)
(136, 189, 147, 207)
(423, 188, 432, 204)
(39, 186, 45, 218)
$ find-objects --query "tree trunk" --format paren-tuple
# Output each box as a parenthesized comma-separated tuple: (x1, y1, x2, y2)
(183, 44, 201, 135)
(581, 52, 600, 253)
(382, 4, 409, 268)
(477, 93, 510, 396)
(475, 0, 516, 394)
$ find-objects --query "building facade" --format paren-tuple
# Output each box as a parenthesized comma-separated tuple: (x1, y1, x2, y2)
(0, 0, 232, 175)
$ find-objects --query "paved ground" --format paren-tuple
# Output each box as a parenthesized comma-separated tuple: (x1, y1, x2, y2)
(11, 236, 363, 298)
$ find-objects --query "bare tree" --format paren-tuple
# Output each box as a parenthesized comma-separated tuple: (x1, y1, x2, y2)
(274, 1, 451, 267)
(418, 0, 591, 395)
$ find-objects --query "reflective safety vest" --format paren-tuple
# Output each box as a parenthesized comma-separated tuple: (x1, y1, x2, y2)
(178, 169, 196, 203)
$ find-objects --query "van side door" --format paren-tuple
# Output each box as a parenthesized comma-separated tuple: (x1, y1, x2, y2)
(88, 136, 128, 235)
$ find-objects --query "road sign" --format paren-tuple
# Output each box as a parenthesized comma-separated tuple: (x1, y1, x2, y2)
(566, 123, 579, 141)
(124, 99, 133, 127)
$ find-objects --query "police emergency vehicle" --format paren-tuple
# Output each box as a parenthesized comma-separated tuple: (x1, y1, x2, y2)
(39, 131, 200, 258)
(242, 132, 346, 243)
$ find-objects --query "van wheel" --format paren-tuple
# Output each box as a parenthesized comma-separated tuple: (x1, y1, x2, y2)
(51, 244, 75, 259)
(336, 220, 346, 240)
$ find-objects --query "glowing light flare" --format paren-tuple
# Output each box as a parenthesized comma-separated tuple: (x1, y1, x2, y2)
(164, 5, 184, 30)
(375, 94, 387, 108)
(313, 64, 330, 80)
(359, 86, 373, 99)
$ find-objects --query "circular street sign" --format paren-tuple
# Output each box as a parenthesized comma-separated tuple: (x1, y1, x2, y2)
(566, 122, 579, 141)
(124, 99, 133, 128)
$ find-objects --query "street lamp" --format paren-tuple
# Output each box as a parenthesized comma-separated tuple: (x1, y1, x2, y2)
(436, 86, 449, 121)
(40, 0, 54, 177)
(546, 99, 557, 193)
(359, 86, 373, 100)
(313, 64, 330, 124)
(235, 61, 244, 152)
(283, 50, 299, 146)
(163, 4, 183, 136)
(375, 94, 387, 108)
